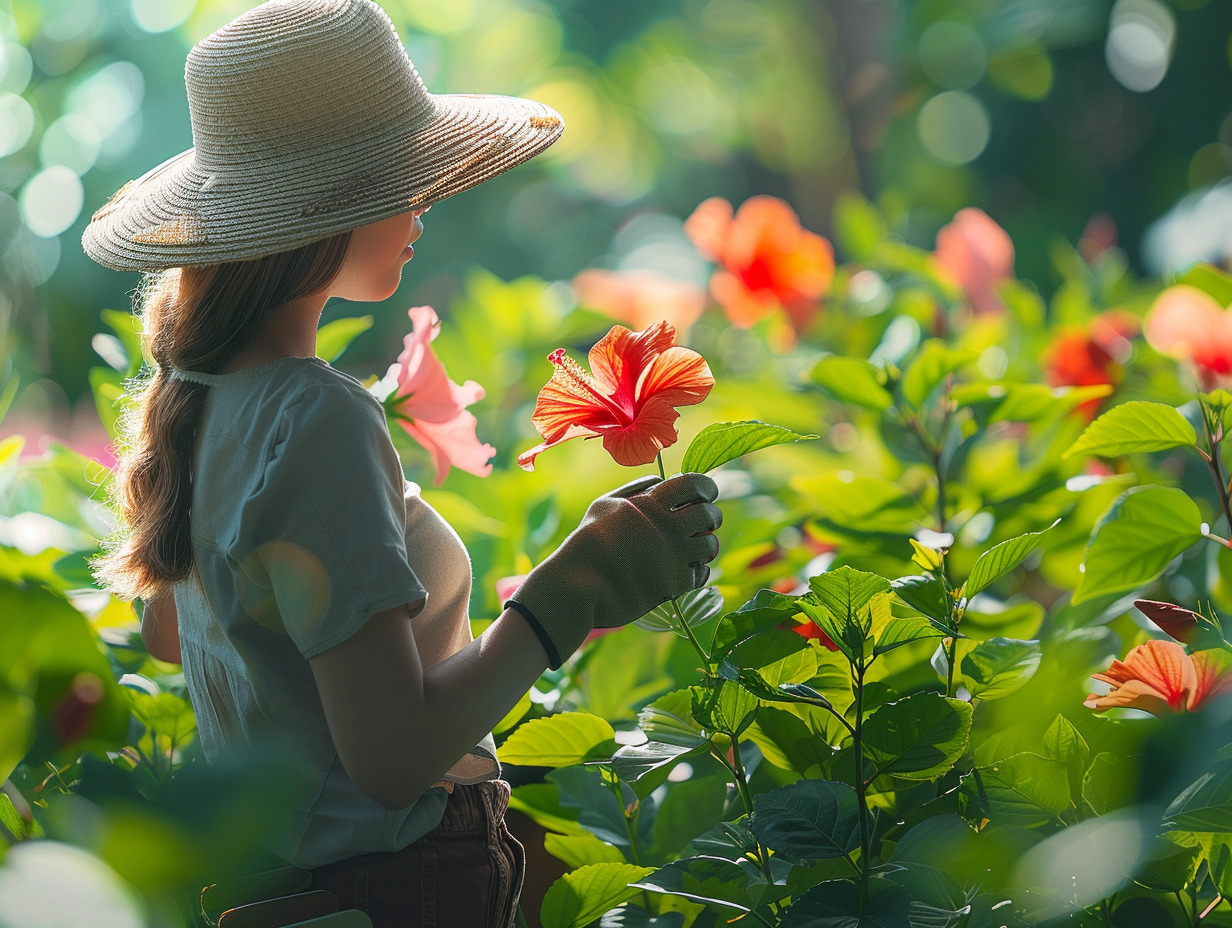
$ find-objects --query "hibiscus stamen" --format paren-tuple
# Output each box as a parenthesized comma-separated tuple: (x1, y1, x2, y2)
(548, 349, 634, 425)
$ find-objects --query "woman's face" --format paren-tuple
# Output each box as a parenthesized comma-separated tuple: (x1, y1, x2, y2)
(330, 207, 429, 302)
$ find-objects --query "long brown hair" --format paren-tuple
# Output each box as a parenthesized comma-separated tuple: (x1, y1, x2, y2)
(95, 231, 352, 602)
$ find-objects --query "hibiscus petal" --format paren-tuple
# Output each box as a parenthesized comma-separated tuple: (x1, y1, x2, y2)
(517, 422, 602, 472)
(601, 397, 681, 467)
(637, 345, 714, 409)
(587, 321, 678, 404)
(1113, 638, 1196, 711)
(1146, 285, 1232, 376)
(1188, 648, 1232, 711)
(400, 411, 495, 485)
(528, 367, 625, 443)
(684, 196, 734, 263)
(1084, 677, 1173, 716)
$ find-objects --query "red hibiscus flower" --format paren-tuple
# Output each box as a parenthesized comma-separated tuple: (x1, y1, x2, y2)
(1145, 285, 1232, 389)
(1084, 639, 1232, 715)
(934, 208, 1014, 315)
(517, 320, 714, 470)
(382, 306, 495, 485)
(684, 195, 834, 333)
(572, 269, 707, 334)
(1042, 309, 1138, 419)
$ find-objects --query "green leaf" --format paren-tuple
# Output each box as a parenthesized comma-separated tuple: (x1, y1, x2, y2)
(873, 615, 948, 655)
(638, 690, 708, 749)
(610, 740, 708, 793)
(681, 421, 818, 475)
(729, 630, 816, 685)
(794, 473, 928, 535)
(543, 833, 626, 869)
(900, 341, 977, 409)
(1179, 263, 1232, 306)
(751, 780, 861, 861)
(1043, 714, 1090, 798)
(1073, 486, 1203, 604)
(508, 783, 587, 838)
(809, 566, 892, 626)
(637, 586, 723, 635)
(778, 878, 911, 928)
(652, 776, 729, 856)
(963, 521, 1058, 599)
(540, 863, 654, 928)
(1165, 764, 1232, 832)
(1083, 752, 1135, 816)
(631, 856, 759, 914)
(958, 637, 1042, 700)
(710, 590, 802, 663)
(861, 692, 973, 780)
(690, 679, 758, 737)
(498, 712, 617, 767)
(972, 752, 1071, 827)
(1131, 839, 1201, 893)
(1064, 401, 1197, 459)
(809, 357, 892, 410)
(891, 575, 950, 624)
(315, 315, 373, 363)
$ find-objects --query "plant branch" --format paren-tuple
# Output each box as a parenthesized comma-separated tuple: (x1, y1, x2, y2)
(852, 658, 871, 917)
(1202, 404, 1232, 534)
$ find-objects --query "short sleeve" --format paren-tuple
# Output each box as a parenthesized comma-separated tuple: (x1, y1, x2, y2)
(233, 380, 428, 658)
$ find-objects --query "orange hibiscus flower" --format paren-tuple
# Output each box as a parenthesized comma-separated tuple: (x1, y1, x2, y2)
(1084, 639, 1232, 715)
(572, 269, 706, 334)
(1145, 285, 1232, 389)
(684, 195, 834, 333)
(517, 320, 714, 470)
(1042, 309, 1138, 419)
(934, 208, 1014, 315)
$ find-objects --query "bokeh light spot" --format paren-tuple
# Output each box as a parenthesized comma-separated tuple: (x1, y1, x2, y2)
(0, 94, 35, 158)
(917, 90, 991, 165)
(39, 113, 100, 175)
(0, 42, 34, 94)
(0, 840, 146, 928)
(918, 20, 987, 90)
(1105, 0, 1175, 93)
(130, 0, 196, 34)
(19, 165, 84, 238)
(402, 0, 476, 35)
(65, 61, 144, 138)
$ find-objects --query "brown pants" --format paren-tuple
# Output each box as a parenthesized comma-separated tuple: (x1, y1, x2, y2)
(308, 780, 526, 928)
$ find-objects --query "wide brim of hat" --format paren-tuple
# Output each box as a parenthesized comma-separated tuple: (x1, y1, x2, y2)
(82, 92, 564, 272)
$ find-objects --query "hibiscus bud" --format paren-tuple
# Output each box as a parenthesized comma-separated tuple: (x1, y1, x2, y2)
(1134, 599, 1200, 644)
(49, 672, 105, 747)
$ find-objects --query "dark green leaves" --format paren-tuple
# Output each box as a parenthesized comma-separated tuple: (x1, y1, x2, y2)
(681, 421, 818, 474)
(751, 780, 861, 861)
(1064, 401, 1197, 459)
(1073, 486, 1203, 604)
(860, 692, 973, 780)
(1165, 764, 1232, 832)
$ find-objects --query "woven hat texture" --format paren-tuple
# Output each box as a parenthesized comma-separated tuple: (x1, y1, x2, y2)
(82, 0, 564, 271)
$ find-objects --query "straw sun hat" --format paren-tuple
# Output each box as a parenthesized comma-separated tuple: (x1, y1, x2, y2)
(82, 0, 564, 271)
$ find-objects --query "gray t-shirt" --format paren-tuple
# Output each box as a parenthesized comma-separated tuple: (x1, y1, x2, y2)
(171, 356, 497, 868)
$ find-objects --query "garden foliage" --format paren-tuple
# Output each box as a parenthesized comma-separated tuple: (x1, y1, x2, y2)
(3, 194, 1232, 927)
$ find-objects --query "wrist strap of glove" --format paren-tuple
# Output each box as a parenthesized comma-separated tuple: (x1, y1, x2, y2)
(504, 599, 565, 670)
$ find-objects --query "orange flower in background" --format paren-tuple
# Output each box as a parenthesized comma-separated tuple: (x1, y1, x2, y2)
(517, 320, 714, 470)
(684, 195, 834, 333)
(382, 306, 496, 485)
(1145, 285, 1232, 389)
(1084, 639, 1232, 716)
(572, 269, 706, 334)
(1043, 309, 1139, 419)
(934, 208, 1015, 315)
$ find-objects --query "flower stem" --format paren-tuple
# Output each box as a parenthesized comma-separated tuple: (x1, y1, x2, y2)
(656, 451, 667, 481)
(719, 738, 776, 886)
(1201, 404, 1232, 535)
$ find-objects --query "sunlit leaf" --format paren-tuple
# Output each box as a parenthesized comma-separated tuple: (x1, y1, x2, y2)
(1064, 401, 1197, 459)
(315, 315, 374, 363)
(962, 520, 1058, 599)
(809, 356, 892, 410)
(681, 421, 818, 475)
(540, 863, 654, 928)
(958, 637, 1042, 700)
(498, 712, 616, 767)
(861, 692, 972, 780)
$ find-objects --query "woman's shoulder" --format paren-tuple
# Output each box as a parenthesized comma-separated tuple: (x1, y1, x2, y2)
(275, 360, 391, 450)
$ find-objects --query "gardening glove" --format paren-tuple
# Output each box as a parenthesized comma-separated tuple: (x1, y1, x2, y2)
(506, 472, 722, 669)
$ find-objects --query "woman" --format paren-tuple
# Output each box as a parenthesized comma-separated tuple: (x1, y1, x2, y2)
(81, 1, 722, 925)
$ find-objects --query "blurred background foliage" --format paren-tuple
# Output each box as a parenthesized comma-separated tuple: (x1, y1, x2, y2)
(1, 0, 1231, 444)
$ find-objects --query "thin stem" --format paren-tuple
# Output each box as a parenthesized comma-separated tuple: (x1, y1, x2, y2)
(852, 658, 871, 917)
(606, 774, 656, 914)
(945, 636, 958, 699)
(656, 451, 667, 481)
(1203, 411, 1232, 535)
(672, 597, 712, 669)
(714, 741, 776, 887)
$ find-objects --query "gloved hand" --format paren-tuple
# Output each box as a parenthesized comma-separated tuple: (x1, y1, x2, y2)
(506, 472, 722, 669)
